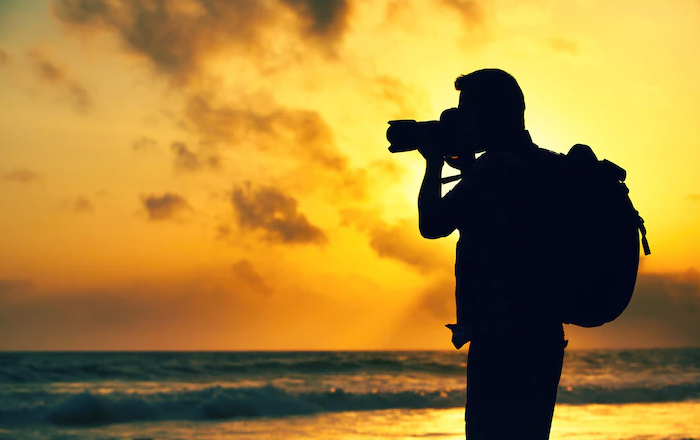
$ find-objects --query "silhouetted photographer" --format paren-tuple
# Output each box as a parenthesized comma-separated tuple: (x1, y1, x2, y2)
(386, 68, 649, 440)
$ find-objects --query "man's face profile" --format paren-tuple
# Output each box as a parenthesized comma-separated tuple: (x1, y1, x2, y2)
(456, 92, 484, 153)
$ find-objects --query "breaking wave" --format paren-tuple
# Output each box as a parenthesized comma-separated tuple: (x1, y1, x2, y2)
(1, 381, 699, 427)
(1, 385, 463, 426)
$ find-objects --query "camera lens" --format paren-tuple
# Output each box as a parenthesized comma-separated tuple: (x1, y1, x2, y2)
(387, 120, 419, 153)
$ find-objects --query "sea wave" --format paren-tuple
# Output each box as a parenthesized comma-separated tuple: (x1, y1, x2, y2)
(3, 349, 699, 384)
(0, 352, 466, 383)
(557, 382, 700, 404)
(1, 381, 699, 427)
(0, 385, 464, 427)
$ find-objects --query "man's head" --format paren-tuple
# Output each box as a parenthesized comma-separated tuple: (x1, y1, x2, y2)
(454, 69, 526, 151)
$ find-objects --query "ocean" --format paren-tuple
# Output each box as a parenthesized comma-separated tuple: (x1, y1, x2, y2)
(0, 348, 698, 440)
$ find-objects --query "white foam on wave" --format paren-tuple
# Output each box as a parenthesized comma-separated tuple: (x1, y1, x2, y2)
(1, 379, 699, 428)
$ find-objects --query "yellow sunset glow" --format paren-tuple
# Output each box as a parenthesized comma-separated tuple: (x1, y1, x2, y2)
(0, 0, 699, 350)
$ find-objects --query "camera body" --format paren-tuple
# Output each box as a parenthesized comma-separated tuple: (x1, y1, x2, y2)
(386, 107, 471, 157)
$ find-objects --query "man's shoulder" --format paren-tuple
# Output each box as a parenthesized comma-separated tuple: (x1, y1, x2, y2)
(524, 146, 568, 176)
(528, 145, 565, 162)
(447, 146, 564, 196)
(470, 146, 558, 180)
(474, 145, 562, 166)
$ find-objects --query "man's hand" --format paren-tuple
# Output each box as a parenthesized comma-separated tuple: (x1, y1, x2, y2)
(446, 323, 470, 349)
(418, 144, 445, 165)
(417, 148, 456, 239)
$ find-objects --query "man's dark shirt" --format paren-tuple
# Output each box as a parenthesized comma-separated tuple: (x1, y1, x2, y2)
(441, 134, 563, 343)
(436, 133, 567, 440)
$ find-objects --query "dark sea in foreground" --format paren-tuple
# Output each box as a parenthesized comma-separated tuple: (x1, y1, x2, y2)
(1, 348, 699, 440)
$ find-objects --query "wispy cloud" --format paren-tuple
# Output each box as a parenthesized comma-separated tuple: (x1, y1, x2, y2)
(341, 211, 452, 274)
(53, 0, 380, 214)
(231, 182, 327, 245)
(29, 50, 64, 83)
(171, 141, 220, 172)
(183, 93, 343, 169)
(53, 0, 351, 84)
(0, 273, 361, 350)
(26, 48, 93, 112)
(140, 192, 192, 221)
(1, 168, 42, 184)
(547, 36, 579, 56)
(132, 136, 158, 151)
(231, 259, 272, 296)
(368, 219, 452, 274)
(371, 75, 432, 119)
(562, 270, 700, 348)
(0, 49, 12, 66)
(440, 0, 484, 25)
(392, 269, 700, 349)
(0, 279, 33, 297)
(64, 195, 94, 213)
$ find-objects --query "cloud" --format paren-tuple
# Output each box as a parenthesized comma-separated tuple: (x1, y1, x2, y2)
(132, 136, 158, 151)
(386, 269, 700, 350)
(341, 211, 452, 274)
(368, 219, 452, 273)
(626, 271, 700, 318)
(182, 92, 372, 199)
(281, 0, 349, 37)
(372, 75, 433, 118)
(170, 141, 220, 172)
(547, 37, 579, 56)
(563, 270, 700, 349)
(54, 0, 374, 207)
(0, 282, 245, 349)
(367, 159, 405, 181)
(215, 224, 233, 241)
(0, 279, 33, 297)
(176, 88, 378, 203)
(140, 192, 192, 221)
(28, 50, 65, 83)
(0, 272, 366, 350)
(53, 0, 351, 84)
(50, 0, 452, 252)
(183, 93, 344, 167)
(415, 276, 456, 320)
(231, 259, 272, 295)
(26, 49, 93, 112)
(231, 182, 327, 245)
(64, 195, 94, 213)
(381, 275, 457, 349)
(440, 0, 484, 25)
(1, 168, 42, 184)
(0, 49, 12, 66)
(65, 81, 92, 112)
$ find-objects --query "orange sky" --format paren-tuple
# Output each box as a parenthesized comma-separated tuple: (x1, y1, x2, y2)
(0, 0, 699, 350)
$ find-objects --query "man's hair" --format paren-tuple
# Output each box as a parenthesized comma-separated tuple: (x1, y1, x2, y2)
(455, 69, 525, 129)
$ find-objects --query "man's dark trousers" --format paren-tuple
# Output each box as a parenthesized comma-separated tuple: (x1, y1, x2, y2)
(465, 324, 566, 440)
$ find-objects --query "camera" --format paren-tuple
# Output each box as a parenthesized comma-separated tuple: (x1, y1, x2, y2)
(386, 107, 467, 156)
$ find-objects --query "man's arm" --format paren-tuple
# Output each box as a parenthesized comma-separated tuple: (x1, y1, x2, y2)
(418, 156, 458, 239)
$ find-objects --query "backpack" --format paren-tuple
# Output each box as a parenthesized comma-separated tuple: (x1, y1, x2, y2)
(537, 144, 650, 327)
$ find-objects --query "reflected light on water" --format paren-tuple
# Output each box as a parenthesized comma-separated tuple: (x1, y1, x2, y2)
(551, 402, 700, 440)
(6, 403, 700, 440)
